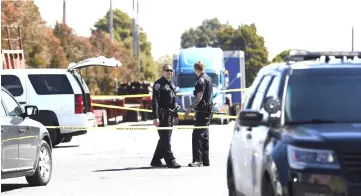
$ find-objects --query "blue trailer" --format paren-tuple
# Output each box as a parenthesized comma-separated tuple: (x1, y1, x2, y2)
(172, 47, 231, 124)
(223, 50, 246, 117)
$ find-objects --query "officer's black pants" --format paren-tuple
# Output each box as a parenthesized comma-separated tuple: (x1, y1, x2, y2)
(192, 111, 212, 164)
(152, 114, 175, 164)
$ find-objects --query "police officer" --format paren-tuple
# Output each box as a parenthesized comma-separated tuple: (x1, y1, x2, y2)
(150, 63, 181, 169)
(185, 61, 213, 167)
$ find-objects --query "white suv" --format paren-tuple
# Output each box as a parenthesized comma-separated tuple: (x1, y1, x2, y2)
(1, 56, 121, 146)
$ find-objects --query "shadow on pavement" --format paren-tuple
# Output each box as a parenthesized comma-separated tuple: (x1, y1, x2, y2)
(53, 145, 80, 149)
(1, 184, 30, 192)
(93, 166, 183, 172)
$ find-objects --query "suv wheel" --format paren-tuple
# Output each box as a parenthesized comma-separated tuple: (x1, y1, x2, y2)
(262, 174, 274, 196)
(26, 140, 52, 186)
(49, 128, 62, 147)
(227, 156, 237, 196)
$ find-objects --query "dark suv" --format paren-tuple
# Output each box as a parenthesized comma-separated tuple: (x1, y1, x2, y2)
(227, 50, 361, 196)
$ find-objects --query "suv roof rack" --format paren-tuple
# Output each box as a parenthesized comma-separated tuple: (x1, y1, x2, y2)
(286, 49, 361, 63)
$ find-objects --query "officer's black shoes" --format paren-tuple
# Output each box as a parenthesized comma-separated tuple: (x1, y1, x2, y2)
(203, 159, 210, 166)
(167, 160, 181, 168)
(188, 162, 203, 167)
(150, 160, 166, 167)
(203, 162, 210, 166)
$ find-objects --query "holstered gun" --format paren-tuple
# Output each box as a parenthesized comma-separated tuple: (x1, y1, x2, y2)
(195, 100, 213, 113)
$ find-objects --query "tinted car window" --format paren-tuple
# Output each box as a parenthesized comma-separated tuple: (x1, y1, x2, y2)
(28, 74, 74, 95)
(1, 75, 24, 96)
(285, 68, 361, 123)
(250, 75, 273, 110)
(1, 90, 22, 116)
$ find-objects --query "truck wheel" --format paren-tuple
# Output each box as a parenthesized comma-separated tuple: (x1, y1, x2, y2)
(141, 112, 147, 121)
(223, 105, 230, 124)
(26, 140, 52, 186)
(126, 111, 139, 122)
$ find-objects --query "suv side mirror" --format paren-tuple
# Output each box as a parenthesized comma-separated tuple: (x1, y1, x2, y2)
(24, 105, 39, 117)
(238, 109, 263, 127)
(263, 96, 281, 115)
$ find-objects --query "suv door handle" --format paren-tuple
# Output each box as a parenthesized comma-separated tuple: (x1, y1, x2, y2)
(19, 128, 25, 134)
(246, 133, 252, 140)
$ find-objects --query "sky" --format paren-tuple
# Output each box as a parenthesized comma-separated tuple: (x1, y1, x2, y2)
(33, 0, 360, 61)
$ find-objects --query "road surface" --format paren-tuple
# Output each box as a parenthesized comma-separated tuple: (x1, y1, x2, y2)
(1, 121, 235, 196)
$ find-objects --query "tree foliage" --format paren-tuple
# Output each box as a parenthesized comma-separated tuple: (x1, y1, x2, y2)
(1, 1, 157, 95)
(271, 50, 290, 63)
(155, 54, 173, 75)
(93, 9, 158, 82)
(180, 18, 269, 86)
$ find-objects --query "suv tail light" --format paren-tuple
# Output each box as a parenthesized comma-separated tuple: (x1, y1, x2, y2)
(75, 94, 83, 114)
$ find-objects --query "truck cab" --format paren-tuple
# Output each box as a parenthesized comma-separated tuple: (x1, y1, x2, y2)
(173, 47, 230, 124)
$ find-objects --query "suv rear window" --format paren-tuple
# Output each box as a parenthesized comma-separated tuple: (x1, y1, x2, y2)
(28, 74, 74, 95)
(1, 75, 24, 96)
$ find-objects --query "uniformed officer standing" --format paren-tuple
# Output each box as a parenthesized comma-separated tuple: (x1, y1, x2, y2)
(185, 61, 213, 167)
(150, 64, 181, 168)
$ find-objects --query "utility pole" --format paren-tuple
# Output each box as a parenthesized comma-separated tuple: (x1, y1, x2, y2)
(132, 0, 141, 81)
(351, 26, 355, 51)
(136, 0, 141, 81)
(109, 0, 113, 42)
(132, 0, 136, 56)
(63, 0, 66, 25)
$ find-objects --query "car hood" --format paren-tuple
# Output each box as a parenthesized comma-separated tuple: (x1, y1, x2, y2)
(282, 123, 361, 153)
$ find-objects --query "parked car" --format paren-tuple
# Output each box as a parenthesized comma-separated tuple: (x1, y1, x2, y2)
(1, 86, 52, 186)
(227, 50, 361, 196)
(1, 56, 121, 146)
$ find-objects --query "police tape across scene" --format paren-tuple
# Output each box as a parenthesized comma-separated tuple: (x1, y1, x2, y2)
(44, 125, 222, 130)
(91, 103, 238, 119)
(91, 87, 247, 99)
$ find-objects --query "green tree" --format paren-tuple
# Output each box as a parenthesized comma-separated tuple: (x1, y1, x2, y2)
(1, 1, 67, 68)
(180, 18, 228, 48)
(271, 50, 290, 63)
(155, 54, 173, 76)
(180, 20, 269, 86)
(93, 9, 157, 81)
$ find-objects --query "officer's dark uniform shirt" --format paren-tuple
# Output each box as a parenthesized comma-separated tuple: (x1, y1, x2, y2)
(194, 72, 213, 109)
(152, 77, 177, 119)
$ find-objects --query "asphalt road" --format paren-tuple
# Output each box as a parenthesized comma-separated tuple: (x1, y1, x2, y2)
(1, 121, 235, 196)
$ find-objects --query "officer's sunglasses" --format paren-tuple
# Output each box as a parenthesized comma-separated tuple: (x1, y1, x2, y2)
(163, 69, 173, 72)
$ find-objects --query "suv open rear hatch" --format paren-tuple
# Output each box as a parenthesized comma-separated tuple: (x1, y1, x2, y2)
(67, 56, 122, 114)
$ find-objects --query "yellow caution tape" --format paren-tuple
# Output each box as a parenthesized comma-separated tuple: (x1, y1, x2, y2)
(91, 88, 247, 99)
(91, 103, 238, 119)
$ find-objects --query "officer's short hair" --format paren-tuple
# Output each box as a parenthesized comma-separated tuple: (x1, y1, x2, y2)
(194, 61, 205, 72)
(162, 63, 172, 71)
